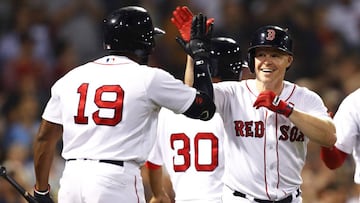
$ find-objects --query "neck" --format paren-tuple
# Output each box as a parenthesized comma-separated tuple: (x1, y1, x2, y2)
(255, 80, 284, 95)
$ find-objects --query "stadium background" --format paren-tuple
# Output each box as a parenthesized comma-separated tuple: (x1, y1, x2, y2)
(0, 0, 359, 202)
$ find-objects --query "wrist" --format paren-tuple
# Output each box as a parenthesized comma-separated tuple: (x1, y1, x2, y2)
(34, 184, 51, 194)
(284, 102, 294, 117)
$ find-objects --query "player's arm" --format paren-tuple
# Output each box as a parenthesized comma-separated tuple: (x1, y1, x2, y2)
(178, 13, 215, 121)
(320, 146, 348, 169)
(33, 120, 62, 192)
(253, 91, 336, 147)
(184, 55, 194, 86)
(171, 6, 214, 87)
(288, 110, 336, 147)
(145, 161, 171, 203)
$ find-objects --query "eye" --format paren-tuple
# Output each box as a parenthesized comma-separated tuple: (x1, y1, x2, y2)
(271, 53, 281, 58)
(255, 52, 266, 57)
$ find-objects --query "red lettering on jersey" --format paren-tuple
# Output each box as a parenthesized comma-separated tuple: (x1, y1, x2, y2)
(254, 121, 264, 138)
(234, 120, 265, 138)
(279, 125, 305, 142)
(244, 121, 254, 137)
(234, 120, 245, 136)
(279, 125, 290, 140)
(233, 122, 304, 142)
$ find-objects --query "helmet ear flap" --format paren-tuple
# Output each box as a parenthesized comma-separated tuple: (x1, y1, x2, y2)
(247, 50, 255, 73)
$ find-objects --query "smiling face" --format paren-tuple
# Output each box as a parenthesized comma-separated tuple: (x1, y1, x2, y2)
(254, 47, 293, 93)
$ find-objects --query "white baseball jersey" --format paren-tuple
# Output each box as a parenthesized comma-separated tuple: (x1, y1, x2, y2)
(42, 55, 196, 164)
(214, 79, 329, 200)
(147, 108, 225, 202)
(333, 88, 360, 184)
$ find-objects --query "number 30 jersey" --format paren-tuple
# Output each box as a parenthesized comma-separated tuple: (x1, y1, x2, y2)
(42, 56, 196, 164)
(147, 108, 225, 202)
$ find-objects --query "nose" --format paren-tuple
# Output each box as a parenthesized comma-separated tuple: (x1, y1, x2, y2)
(262, 54, 273, 64)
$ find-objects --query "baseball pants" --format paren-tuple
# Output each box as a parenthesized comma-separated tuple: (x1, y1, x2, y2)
(57, 159, 145, 203)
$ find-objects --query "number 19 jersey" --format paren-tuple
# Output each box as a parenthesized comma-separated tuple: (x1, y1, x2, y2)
(42, 56, 196, 164)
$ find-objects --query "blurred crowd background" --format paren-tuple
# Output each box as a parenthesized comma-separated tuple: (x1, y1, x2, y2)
(0, 0, 359, 202)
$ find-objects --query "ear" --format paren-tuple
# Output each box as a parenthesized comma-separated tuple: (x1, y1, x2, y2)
(287, 55, 293, 66)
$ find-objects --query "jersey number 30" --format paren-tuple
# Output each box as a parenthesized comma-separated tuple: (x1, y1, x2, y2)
(74, 83, 124, 126)
(171, 133, 218, 172)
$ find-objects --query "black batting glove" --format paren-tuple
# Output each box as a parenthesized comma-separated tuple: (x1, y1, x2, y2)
(176, 13, 212, 59)
(34, 186, 54, 203)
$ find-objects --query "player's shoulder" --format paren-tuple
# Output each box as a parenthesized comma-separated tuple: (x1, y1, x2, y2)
(340, 88, 360, 105)
(347, 88, 360, 99)
(214, 79, 247, 89)
(288, 81, 318, 95)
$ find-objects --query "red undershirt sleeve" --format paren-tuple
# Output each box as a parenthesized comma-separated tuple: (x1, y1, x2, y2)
(145, 161, 162, 170)
(320, 146, 348, 169)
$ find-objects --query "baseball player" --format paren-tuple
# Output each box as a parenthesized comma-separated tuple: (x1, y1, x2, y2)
(321, 88, 360, 201)
(32, 6, 216, 203)
(184, 25, 337, 203)
(144, 7, 244, 203)
(145, 36, 244, 203)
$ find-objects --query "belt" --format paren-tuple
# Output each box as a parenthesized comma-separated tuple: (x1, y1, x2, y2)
(233, 189, 300, 203)
(67, 158, 124, 167)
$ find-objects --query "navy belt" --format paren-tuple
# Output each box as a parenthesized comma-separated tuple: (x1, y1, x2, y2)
(67, 158, 124, 167)
(233, 189, 300, 203)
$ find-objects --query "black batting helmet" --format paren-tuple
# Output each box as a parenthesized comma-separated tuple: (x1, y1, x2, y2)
(103, 6, 165, 64)
(210, 37, 243, 81)
(247, 25, 293, 73)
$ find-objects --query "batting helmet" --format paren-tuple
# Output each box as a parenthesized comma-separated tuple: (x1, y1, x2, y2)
(247, 25, 293, 73)
(210, 37, 243, 81)
(103, 6, 165, 64)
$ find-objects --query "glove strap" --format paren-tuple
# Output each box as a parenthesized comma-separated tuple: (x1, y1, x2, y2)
(284, 102, 294, 117)
(34, 184, 51, 195)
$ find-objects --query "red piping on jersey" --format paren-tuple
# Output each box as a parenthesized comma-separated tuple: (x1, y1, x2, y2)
(263, 110, 271, 200)
(134, 175, 140, 203)
(276, 114, 280, 189)
(245, 80, 257, 97)
(285, 84, 296, 102)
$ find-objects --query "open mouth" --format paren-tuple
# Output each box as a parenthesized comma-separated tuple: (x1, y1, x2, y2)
(260, 68, 274, 73)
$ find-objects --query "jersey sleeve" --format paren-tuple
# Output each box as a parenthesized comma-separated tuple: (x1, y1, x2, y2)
(297, 87, 329, 118)
(42, 80, 63, 124)
(333, 91, 360, 154)
(147, 69, 196, 114)
(146, 110, 166, 166)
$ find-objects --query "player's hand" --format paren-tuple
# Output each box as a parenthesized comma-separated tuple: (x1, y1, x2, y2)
(176, 13, 212, 59)
(149, 194, 171, 203)
(253, 90, 294, 117)
(34, 187, 54, 203)
(171, 6, 214, 42)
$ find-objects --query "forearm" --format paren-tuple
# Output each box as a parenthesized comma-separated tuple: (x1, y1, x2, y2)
(34, 120, 62, 190)
(193, 55, 214, 100)
(184, 55, 194, 86)
(148, 167, 166, 197)
(289, 109, 336, 147)
(34, 141, 55, 190)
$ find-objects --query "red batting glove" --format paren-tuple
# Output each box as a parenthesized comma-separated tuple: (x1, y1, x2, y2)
(253, 90, 294, 117)
(171, 6, 214, 42)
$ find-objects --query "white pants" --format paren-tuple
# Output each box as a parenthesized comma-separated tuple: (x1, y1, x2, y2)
(58, 159, 145, 203)
(221, 185, 302, 203)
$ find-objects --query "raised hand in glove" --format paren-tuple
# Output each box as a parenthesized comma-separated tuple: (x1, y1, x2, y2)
(171, 6, 214, 42)
(34, 186, 54, 203)
(253, 90, 294, 117)
(175, 13, 212, 59)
